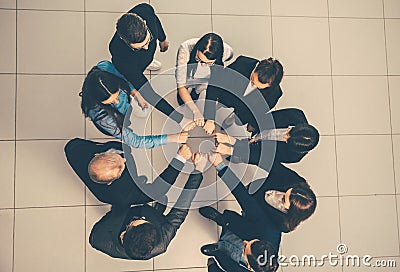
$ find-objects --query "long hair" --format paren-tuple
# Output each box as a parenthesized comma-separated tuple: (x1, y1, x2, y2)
(80, 68, 131, 132)
(287, 123, 320, 154)
(283, 183, 317, 231)
(187, 33, 224, 78)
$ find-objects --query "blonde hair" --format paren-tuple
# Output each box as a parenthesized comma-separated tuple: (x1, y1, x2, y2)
(88, 153, 124, 184)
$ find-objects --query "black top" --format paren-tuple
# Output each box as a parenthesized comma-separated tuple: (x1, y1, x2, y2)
(89, 171, 203, 260)
(109, 3, 183, 123)
(206, 166, 282, 271)
(205, 55, 282, 132)
(232, 108, 310, 170)
(64, 138, 184, 206)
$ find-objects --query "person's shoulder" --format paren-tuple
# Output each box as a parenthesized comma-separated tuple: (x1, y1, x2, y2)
(129, 3, 155, 16)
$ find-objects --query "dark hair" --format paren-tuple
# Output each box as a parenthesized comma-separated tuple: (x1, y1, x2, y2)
(284, 183, 317, 231)
(80, 68, 131, 132)
(187, 33, 224, 78)
(117, 13, 147, 44)
(254, 58, 284, 88)
(287, 124, 320, 153)
(123, 223, 157, 259)
(247, 240, 279, 272)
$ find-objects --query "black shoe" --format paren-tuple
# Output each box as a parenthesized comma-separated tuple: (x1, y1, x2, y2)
(201, 243, 219, 256)
(199, 207, 223, 224)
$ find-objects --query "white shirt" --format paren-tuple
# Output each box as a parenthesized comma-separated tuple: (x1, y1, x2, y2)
(175, 38, 234, 93)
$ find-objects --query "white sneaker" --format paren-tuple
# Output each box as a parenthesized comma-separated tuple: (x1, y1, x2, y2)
(147, 59, 162, 71)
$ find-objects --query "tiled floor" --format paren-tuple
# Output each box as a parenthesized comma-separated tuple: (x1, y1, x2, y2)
(0, 0, 399, 271)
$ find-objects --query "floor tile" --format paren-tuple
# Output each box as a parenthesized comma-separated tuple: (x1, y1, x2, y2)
(287, 136, 338, 197)
(336, 135, 395, 196)
(281, 197, 340, 259)
(14, 206, 85, 272)
(0, 142, 14, 209)
(213, 15, 272, 60)
(86, 205, 154, 272)
(388, 76, 400, 134)
(212, 0, 270, 16)
(271, 0, 328, 17)
(17, 10, 84, 74)
(0, 10, 16, 73)
(154, 208, 219, 270)
(385, 19, 400, 75)
(0, 75, 15, 140)
(0, 210, 13, 272)
(152, 14, 212, 75)
(384, 0, 400, 18)
(85, 0, 148, 13)
(152, 0, 211, 14)
(85, 12, 119, 71)
(330, 18, 386, 75)
(276, 76, 334, 135)
(393, 135, 400, 194)
(340, 195, 399, 256)
(332, 76, 391, 135)
(328, 0, 383, 18)
(155, 269, 207, 272)
(0, 0, 15, 8)
(343, 256, 400, 272)
(85, 118, 114, 140)
(16, 75, 85, 139)
(17, 0, 84, 11)
(272, 17, 330, 75)
(16, 140, 85, 207)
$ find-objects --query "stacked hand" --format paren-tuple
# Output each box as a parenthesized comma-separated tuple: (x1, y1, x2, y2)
(168, 132, 189, 143)
(178, 144, 192, 160)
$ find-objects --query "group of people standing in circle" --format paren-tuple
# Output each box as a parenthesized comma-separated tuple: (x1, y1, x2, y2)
(64, 3, 321, 272)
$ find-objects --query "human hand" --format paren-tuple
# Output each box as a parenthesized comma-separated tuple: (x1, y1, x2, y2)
(180, 117, 196, 131)
(207, 258, 216, 267)
(193, 152, 208, 171)
(159, 40, 169, 52)
(178, 144, 192, 161)
(215, 143, 233, 155)
(214, 132, 236, 145)
(193, 110, 205, 127)
(168, 132, 189, 143)
(248, 138, 255, 144)
(134, 93, 149, 110)
(203, 120, 215, 135)
(208, 152, 223, 167)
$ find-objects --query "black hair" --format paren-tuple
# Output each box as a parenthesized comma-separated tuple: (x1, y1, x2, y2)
(117, 13, 147, 44)
(80, 68, 131, 132)
(187, 33, 224, 78)
(287, 123, 320, 153)
(123, 222, 157, 259)
(254, 58, 284, 88)
(284, 183, 317, 231)
(247, 240, 279, 272)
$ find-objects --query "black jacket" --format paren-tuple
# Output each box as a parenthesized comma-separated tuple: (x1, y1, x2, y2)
(109, 3, 183, 123)
(89, 171, 203, 260)
(232, 108, 310, 170)
(64, 138, 184, 206)
(205, 55, 282, 132)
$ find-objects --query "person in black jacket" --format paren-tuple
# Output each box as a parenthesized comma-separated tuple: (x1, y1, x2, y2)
(109, 3, 191, 128)
(64, 138, 192, 206)
(89, 153, 207, 260)
(199, 153, 280, 272)
(204, 56, 283, 134)
(214, 108, 320, 170)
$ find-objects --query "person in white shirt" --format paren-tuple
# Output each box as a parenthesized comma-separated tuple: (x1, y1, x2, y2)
(175, 33, 234, 134)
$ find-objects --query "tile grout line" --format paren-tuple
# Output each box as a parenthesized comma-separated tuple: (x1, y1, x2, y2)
(210, 0, 214, 32)
(12, 3, 18, 272)
(382, 0, 400, 257)
(326, 0, 344, 259)
(269, 0, 274, 56)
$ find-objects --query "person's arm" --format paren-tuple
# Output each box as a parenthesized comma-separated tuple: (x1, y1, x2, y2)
(89, 206, 131, 259)
(212, 251, 250, 272)
(263, 85, 282, 110)
(154, 12, 166, 42)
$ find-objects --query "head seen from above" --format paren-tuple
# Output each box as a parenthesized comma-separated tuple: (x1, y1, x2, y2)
(251, 57, 284, 89)
(117, 13, 152, 50)
(88, 152, 126, 185)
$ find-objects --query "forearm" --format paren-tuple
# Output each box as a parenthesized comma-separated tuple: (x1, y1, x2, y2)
(178, 86, 200, 113)
(203, 85, 218, 120)
(121, 127, 167, 149)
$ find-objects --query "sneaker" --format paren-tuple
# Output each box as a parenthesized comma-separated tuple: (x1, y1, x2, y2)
(146, 59, 162, 71)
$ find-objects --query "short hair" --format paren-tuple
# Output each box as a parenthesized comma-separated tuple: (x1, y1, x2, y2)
(255, 58, 284, 88)
(123, 223, 157, 259)
(287, 123, 320, 153)
(116, 13, 147, 44)
(248, 240, 279, 272)
(88, 153, 124, 184)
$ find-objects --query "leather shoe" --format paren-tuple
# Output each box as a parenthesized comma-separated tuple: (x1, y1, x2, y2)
(201, 243, 219, 256)
(199, 206, 223, 225)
